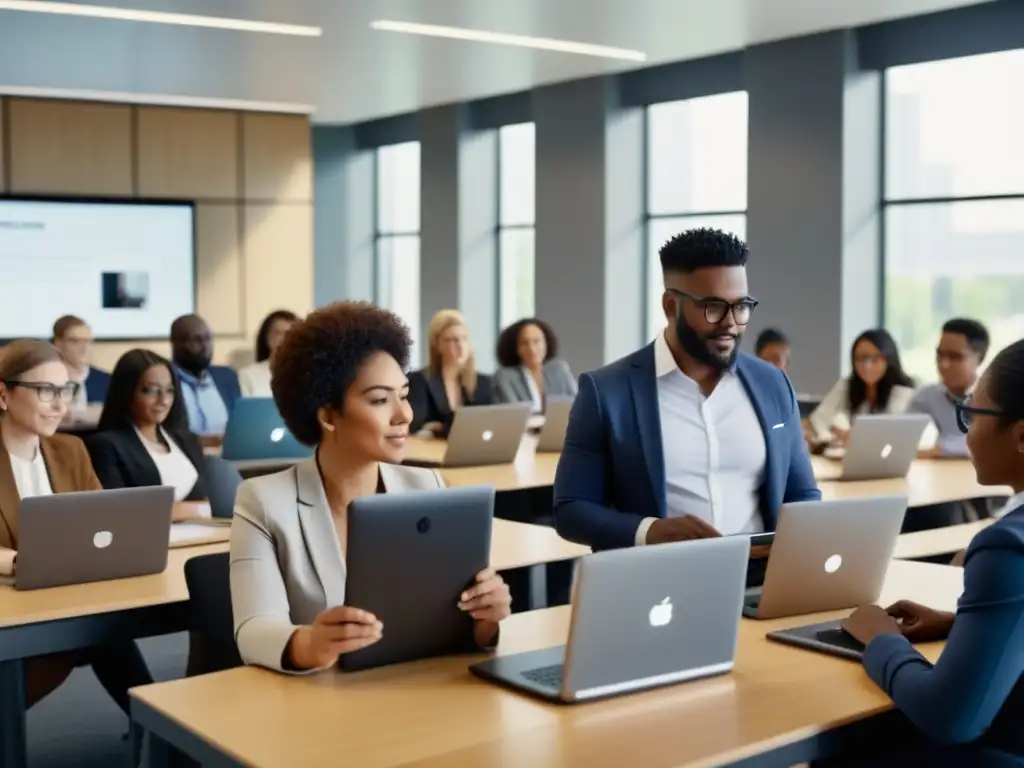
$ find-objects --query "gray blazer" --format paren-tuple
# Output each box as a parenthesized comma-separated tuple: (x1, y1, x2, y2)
(230, 458, 443, 673)
(493, 359, 577, 406)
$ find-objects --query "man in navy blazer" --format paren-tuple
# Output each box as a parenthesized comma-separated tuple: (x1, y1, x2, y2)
(170, 314, 241, 438)
(553, 228, 820, 552)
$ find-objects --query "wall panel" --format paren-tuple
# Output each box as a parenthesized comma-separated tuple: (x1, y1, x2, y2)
(137, 107, 238, 199)
(242, 202, 314, 333)
(242, 113, 312, 202)
(195, 203, 243, 336)
(0, 98, 6, 192)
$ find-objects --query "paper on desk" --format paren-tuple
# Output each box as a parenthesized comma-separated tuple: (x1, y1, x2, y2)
(169, 523, 230, 547)
(0, 549, 15, 577)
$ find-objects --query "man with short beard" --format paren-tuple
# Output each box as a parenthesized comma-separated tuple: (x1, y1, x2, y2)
(553, 228, 819, 552)
(170, 314, 241, 441)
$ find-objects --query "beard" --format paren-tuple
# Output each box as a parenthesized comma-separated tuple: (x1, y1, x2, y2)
(674, 312, 741, 371)
(176, 351, 212, 376)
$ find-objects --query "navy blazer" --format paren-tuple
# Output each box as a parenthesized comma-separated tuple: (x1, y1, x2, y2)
(863, 502, 1024, 756)
(407, 369, 495, 433)
(85, 366, 110, 404)
(552, 345, 820, 551)
(209, 365, 242, 418)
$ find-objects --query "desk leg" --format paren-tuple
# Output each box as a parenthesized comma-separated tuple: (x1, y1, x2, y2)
(0, 659, 26, 768)
(145, 731, 171, 768)
(528, 564, 547, 610)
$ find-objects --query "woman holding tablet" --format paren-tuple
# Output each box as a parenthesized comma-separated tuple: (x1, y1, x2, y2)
(841, 338, 1024, 764)
(230, 302, 511, 673)
(0, 341, 152, 715)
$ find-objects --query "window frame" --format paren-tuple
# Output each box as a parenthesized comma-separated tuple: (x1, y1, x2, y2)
(495, 122, 536, 331)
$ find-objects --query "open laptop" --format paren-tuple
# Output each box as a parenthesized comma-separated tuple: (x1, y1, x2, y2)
(221, 397, 312, 461)
(470, 535, 750, 703)
(340, 485, 494, 672)
(535, 397, 574, 453)
(438, 403, 533, 467)
(5, 486, 175, 590)
(831, 414, 931, 481)
(742, 495, 907, 620)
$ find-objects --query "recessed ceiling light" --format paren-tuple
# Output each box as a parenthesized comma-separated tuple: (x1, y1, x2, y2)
(0, 0, 321, 37)
(370, 20, 646, 62)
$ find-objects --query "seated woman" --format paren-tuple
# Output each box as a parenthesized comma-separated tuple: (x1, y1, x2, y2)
(808, 329, 915, 445)
(840, 338, 1024, 765)
(408, 309, 494, 435)
(238, 310, 298, 398)
(0, 341, 151, 714)
(87, 349, 209, 520)
(493, 318, 577, 411)
(230, 302, 511, 672)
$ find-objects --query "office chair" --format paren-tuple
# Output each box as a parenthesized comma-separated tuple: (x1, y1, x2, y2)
(184, 552, 243, 677)
(202, 454, 243, 518)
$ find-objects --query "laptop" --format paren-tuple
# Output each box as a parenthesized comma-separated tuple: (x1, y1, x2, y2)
(832, 414, 931, 481)
(742, 495, 907, 620)
(535, 397, 574, 453)
(439, 403, 533, 467)
(470, 535, 750, 703)
(6, 486, 175, 590)
(221, 397, 312, 461)
(340, 485, 495, 672)
(766, 618, 870, 660)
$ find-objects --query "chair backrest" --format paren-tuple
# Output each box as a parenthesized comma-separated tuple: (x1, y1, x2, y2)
(203, 453, 243, 518)
(184, 552, 243, 676)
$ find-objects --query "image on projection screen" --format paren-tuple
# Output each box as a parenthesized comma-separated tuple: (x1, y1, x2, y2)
(0, 198, 195, 340)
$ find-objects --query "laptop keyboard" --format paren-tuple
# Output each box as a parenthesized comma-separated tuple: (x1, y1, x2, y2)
(522, 663, 564, 689)
(815, 628, 865, 652)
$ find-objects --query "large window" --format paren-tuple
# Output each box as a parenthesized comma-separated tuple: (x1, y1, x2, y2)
(884, 50, 1024, 382)
(375, 141, 422, 362)
(645, 92, 748, 338)
(497, 122, 536, 328)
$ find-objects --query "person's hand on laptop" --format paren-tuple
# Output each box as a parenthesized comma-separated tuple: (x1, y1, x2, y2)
(886, 600, 955, 643)
(459, 568, 512, 648)
(646, 516, 721, 545)
(286, 606, 383, 670)
(829, 425, 850, 446)
(842, 604, 901, 645)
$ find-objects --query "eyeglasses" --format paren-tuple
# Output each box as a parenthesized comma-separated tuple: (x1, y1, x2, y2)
(3, 380, 80, 403)
(955, 395, 1004, 434)
(139, 386, 176, 401)
(667, 289, 758, 325)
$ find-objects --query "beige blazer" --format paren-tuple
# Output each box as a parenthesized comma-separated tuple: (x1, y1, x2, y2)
(230, 458, 444, 673)
(808, 378, 916, 443)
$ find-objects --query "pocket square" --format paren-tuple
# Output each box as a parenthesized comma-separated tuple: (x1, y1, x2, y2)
(772, 423, 785, 430)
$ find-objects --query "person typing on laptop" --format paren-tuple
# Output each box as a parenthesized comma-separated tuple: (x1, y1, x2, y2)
(230, 302, 511, 673)
(838, 339, 1024, 764)
(0, 341, 152, 718)
(553, 228, 820, 552)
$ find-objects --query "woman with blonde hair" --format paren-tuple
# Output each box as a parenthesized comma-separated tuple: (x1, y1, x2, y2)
(408, 309, 494, 434)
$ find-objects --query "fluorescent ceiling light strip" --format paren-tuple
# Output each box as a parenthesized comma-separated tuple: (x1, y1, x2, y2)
(0, 0, 321, 37)
(0, 85, 315, 114)
(370, 20, 646, 62)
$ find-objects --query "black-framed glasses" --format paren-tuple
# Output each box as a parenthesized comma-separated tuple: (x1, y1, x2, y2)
(3, 380, 80, 404)
(667, 289, 758, 325)
(139, 385, 176, 401)
(955, 395, 1004, 434)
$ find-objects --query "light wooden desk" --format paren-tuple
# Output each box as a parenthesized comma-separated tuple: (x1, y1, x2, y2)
(131, 560, 961, 768)
(894, 519, 993, 561)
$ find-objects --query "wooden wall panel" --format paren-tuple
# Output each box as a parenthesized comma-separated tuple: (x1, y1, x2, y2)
(242, 203, 313, 332)
(195, 204, 243, 335)
(0, 98, 6, 193)
(242, 113, 312, 202)
(138, 107, 238, 199)
(8, 99, 132, 195)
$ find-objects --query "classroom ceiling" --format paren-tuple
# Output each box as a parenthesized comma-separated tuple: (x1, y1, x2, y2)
(0, 0, 995, 124)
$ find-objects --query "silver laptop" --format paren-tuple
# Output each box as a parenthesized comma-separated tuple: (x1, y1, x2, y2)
(470, 536, 750, 703)
(743, 495, 907, 620)
(535, 397, 574, 453)
(6, 486, 175, 590)
(836, 414, 930, 481)
(442, 403, 532, 467)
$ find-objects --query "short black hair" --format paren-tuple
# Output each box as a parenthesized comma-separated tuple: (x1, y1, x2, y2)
(755, 328, 789, 355)
(97, 349, 188, 432)
(255, 309, 299, 362)
(495, 318, 559, 368)
(942, 318, 990, 362)
(270, 301, 411, 446)
(659, 228, 749, 274)
(987, 339, 1024, 427)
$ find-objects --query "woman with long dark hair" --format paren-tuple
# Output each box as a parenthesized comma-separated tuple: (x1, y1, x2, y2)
(238, 310, 298, 397)
(809, 329, 915, 444)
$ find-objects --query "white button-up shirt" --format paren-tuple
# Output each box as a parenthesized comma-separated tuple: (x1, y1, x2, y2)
(636, 331, 767, 544)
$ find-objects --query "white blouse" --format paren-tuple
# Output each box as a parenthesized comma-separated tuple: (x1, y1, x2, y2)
(135, 427, 199, 502)
(808, 378, 917, 442)
(10, 448, 53, 500)
(238, 361, 273, 398)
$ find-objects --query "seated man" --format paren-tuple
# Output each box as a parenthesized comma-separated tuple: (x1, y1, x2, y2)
(553, 228, 820, 552)
(170, 314, 241, 440)
(52, 314, 110, 407)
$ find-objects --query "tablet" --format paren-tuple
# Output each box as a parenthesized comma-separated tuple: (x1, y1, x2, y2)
(340, 484, 495, 672)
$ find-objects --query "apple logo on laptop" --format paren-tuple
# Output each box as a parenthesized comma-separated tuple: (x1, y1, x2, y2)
(824, 554, 842, 574)
(880, 443, 893, 460)
(481, 430, 494, 442)
(270, 427, 286, 443)
(93, 531, 113, 549)
(648, 597, 673, 627)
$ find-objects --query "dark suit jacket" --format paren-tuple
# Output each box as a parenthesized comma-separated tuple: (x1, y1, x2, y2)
(85, 366, 110, 404)
(86, 427, 207, 501)
(408, 369, 495, 432)
(552, 346, 820, 551)
(209, 365, 242, 417)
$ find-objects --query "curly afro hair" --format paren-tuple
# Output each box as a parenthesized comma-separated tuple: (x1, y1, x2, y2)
(270, 301, 411, 445)
(659, 227, 748, 274)
(495, 318, 559, 368)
